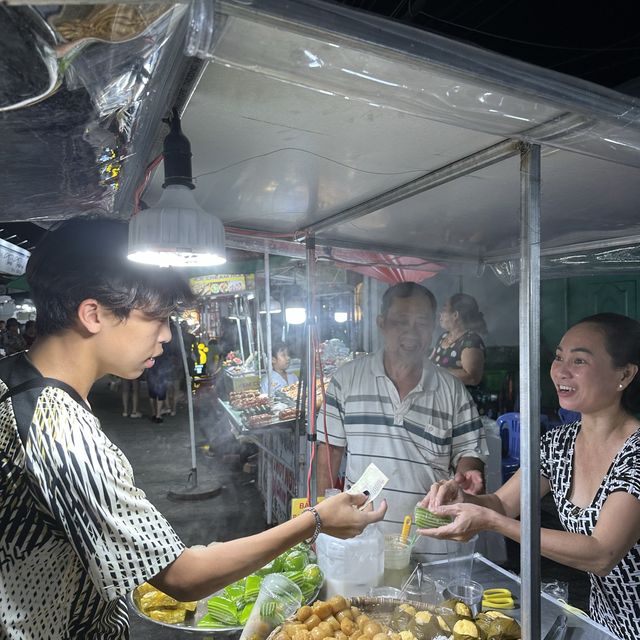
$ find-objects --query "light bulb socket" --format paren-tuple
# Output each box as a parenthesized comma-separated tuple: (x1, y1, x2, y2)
(162, 107, 195, 190)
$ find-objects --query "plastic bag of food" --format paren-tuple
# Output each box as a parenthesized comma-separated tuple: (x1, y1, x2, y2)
(239, 574, 302, 640)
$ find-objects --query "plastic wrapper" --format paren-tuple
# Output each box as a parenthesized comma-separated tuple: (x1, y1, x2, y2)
(475, 611, 521, 640)
(55, 4, 187, 117)
(0, 3, 190, 222)
(491, 241, 640, 285)
(0, 6, 59, 113)
(185, 0, 223, 60)
(239, 574, 302, 640)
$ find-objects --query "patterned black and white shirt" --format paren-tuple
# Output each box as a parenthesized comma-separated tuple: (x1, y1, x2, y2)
(541, 422, 640, 640)
(0, 354, 185, 639)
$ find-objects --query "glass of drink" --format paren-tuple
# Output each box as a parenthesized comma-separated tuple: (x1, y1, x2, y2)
(383, 534, 411, 588)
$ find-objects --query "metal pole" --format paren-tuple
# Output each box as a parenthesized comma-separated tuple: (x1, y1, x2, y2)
(234, 308, 245, 364)
(246, 312, 254, 360)
(519, 142, 542, 640)
(174, 318, 197, 481)
(303, 140, 520, 234)
(305, 235, 317, 503)
(264, 247, 273, 397)
(254, 287, 262, 377)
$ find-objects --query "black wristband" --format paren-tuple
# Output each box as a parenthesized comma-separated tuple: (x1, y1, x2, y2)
(303, 506, 323, 545)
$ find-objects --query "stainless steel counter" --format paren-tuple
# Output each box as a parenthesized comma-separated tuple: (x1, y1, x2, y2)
(423, 554, 620, 639)
(218, 400, 305, 525)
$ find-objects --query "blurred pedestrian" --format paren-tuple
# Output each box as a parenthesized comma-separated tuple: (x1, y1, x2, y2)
(1, 318, 26, 355)
(23, 320, 37, 349)
(121, 376, 142, 418)
(146, 352, 172, 423)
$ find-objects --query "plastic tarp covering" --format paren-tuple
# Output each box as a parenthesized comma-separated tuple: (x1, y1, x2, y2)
(3, 0, 640, 275)
(132, 0, 640, 274)
(0, 3, 197, 222)
(492, 243, 640, 285)
(224, 231, 444, 284)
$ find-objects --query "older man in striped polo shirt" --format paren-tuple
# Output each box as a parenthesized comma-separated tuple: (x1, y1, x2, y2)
(317, 282, 488, 561)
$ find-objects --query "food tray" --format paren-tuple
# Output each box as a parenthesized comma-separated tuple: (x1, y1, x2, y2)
(128, 584, 322, 635)
(267, 597, 429, 640)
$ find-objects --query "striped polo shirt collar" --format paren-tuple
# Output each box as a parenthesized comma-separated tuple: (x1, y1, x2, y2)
(370, 348, 439, 394)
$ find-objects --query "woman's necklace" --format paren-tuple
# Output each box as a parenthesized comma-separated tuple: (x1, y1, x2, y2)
(442, 330, 465, 348)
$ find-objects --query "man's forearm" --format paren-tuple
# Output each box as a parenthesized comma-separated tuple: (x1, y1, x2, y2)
(316, 442, 344, 496)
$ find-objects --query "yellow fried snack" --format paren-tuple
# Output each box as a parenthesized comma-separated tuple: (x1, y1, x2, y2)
(148, 608, 188, 624)
(136, 582, 157, 597)
(135, 582, 197, 623)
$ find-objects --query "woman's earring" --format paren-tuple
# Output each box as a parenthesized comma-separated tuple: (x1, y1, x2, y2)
(619, 383, 624, 389)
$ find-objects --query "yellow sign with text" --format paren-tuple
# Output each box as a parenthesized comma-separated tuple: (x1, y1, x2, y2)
(291, 497, 325, 519)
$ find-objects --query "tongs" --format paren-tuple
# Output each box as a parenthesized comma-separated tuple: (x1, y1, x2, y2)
(399, 562, 423, 597)
(543, 614, 568, 640)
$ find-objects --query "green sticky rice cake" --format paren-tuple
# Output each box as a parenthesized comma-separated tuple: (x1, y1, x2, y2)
(414, 505, 452, 528)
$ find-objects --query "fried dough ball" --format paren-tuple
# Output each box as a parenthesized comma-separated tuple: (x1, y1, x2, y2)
(336, 610, 354, 623)
(329, 596, 350, 614)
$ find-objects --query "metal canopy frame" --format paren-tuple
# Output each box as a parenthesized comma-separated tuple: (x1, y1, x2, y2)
(6, 2, 640, 638)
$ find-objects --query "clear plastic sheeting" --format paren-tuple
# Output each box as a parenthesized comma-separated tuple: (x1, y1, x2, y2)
(215, 0, 640, 168)
(58, 4, 186, 117)
(185, 0, 221, 60)
(0, 3, 190, 222)
(0, 6, 60, 113)
(491, 243, 640, 285)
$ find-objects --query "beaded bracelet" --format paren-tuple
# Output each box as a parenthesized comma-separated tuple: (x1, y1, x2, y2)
(303, 506, 323, 545)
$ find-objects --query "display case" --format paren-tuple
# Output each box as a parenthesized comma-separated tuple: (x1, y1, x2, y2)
(218, 400, 305, 525)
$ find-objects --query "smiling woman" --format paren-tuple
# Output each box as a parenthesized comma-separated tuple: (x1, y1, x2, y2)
(419, 312, 640, 640)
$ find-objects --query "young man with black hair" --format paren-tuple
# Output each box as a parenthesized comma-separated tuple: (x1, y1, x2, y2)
(0, 218, 386, 640)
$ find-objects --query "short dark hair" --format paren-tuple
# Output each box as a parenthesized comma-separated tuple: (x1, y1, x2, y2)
(380, 282, 436, 318)
(271, 341, 289, 359)
(26, 218, 194, 337)
(5, 318, 19, 330)
(449, 293, 487, 334)
(575, 312, 640, 413)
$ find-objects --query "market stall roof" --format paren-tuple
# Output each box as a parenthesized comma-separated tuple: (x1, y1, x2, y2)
(141, 0, 640, 268)
(3, 1, 640, 273)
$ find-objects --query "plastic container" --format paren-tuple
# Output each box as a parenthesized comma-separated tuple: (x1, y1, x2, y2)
(443, 577, 484, 616)
(403, 573, 438, 606)
(316, 524, 384, 598)
(239, 574, 302, 640)
(445, 535, 478, 580)
(383, 534, 411, 588)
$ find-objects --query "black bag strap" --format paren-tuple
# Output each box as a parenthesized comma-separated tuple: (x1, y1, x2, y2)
(0, 376, 89, 411)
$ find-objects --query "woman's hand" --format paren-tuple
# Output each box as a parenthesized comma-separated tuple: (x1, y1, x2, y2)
(417, 502, 495, 541)
(314, 492, 387, 539)
(420, 478, 464, 511)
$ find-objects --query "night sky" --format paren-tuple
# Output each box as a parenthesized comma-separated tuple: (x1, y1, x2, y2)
(332, 0, 640, 92)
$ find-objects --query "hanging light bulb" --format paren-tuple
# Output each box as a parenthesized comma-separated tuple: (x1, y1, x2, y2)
(285, 306, 306, 324)
(128, 108, 226, 267)
(259, 298, 282, 314)
(334, 311, 348, 323)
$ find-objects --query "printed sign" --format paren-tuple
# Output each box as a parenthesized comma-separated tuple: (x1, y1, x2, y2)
(190, 273, 255, 296)
(290, 497, 325, 519)
(0, 237, 29, 276)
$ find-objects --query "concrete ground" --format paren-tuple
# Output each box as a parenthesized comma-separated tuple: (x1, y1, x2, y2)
(91, 379, 590, 639)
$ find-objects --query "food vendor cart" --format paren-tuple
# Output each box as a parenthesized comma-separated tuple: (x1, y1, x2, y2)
(5, 1, 640, 638)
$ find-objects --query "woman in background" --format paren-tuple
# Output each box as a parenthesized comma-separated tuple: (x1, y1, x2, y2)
(431, 293, 486, 387)
(421, 313, 640, 640)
